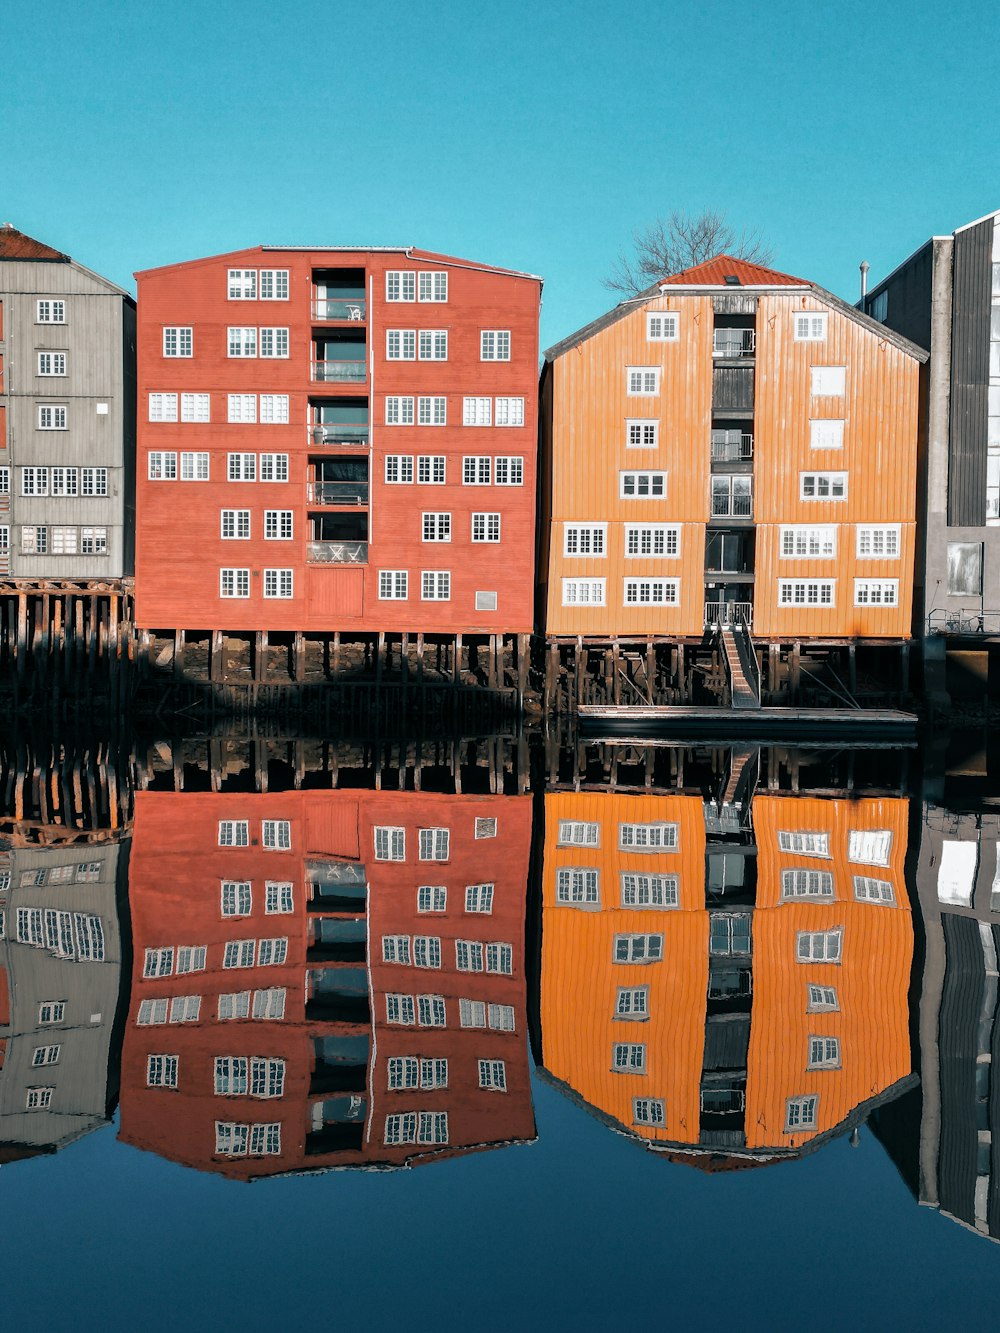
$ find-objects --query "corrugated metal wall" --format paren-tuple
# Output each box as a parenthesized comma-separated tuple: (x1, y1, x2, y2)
(948, 218, 992, 526)
(937, 911, 983, 1224)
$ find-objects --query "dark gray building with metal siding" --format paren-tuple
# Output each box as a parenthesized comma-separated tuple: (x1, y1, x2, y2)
(865, 209, 1000, 694)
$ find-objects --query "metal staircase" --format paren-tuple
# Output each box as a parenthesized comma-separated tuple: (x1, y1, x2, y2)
(719, 611, 760, 710)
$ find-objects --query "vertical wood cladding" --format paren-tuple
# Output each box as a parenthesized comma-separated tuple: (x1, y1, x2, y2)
(948, 218, 992, 526)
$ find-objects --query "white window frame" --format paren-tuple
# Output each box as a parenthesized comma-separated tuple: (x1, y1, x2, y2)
(163, 327, 193, 358)
(471, 512, 501, 543)
(494, 396, 524, 427)
(626, 420, 659, 449)
(563, 523, 607, 557)
(480, 330, 511, 361)
(848, 829, 893, 867)
(555, 867, 600, 906)
(796, 928, 843, 963)
(221, 509, 251, 541)
(620, 471, 666, 499)
(220, 568, 251, 599)
(854, 579, 899, 607)
(646, 311, 679, 341)
(623, 578, 679, 606)
(625, 524, 679, 558)
(420, 570, 451, 601)
(778, 580, 836, 607)
(810, 366, 846, 397)
(800, 473, 847, 501)
(378, 570, 408, 600)
(809, 419, 844, 450)
(780, 525, 836, 559)
(561, 578, 606, 606)
(856, 525, 901, 559)
(421, 512, 452, 543)
(417, 455, 446, 485)
(794, 312, 829, 342)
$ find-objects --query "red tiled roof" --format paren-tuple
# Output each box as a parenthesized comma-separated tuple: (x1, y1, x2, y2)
(0, 224, 69, 262)
(660, 254, 806, 286)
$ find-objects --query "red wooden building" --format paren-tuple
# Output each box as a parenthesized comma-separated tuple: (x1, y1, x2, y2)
(118, 789, 535, 1179)
(133, 247, 541, 649)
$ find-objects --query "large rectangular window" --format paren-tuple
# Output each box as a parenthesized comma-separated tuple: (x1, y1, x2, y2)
(562, 578, 605, 606)
(780, 526, 836, 558)
(624, 578, 678, 606)
(778, 580, 835, 607)
(564, 524, 606, 556)
(620, 471, 666, 498)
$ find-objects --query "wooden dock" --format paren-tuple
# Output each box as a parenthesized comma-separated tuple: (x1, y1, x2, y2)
(578, 704, 919, 743)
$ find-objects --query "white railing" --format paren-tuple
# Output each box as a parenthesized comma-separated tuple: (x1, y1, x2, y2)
(307, 540, 368, 564)
(711, 491, 753, 518)
(313, 298, 366, 321)
(306, 481, 369, 505)
(705, 601, 753, 629)
(310, 424, 369, 445)
(713, 329, 755, 358)
(710, 431, 754, 461)
(312, 359, 366, 383)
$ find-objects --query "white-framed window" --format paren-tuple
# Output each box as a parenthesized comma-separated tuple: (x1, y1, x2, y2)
(495, 456, 524, 486)
(374, 825, 405, 861)
(259, 269, 288, 300)
(163, 327, 193, 357)
(419, 827, 450, 861)
(633, 1097, 665, 1126)
(218, 991, 251, 1021)
(647, 311, 679, 341)
(221, 509, 251, 540)
(557, 820, 600, 847)
(386, 994, 416, 1025)
(555, 867, 600, 906)
(149, 391, 179, 422)
(417, 455, 446, 484)
(180, 451, 209, 480)
(264, 882, 293, 914)
(0, 468, 8, 494)
(780, 869, 835, 901)
(386, 270, 416, 302)
(264, 510, 293, 540)
(383, 935, 411, 965)
(463, 456, 491, 485)
(180, 393, 210, 423)
(385, 455, 414, 484)
(417, 270, 448, 302)
(627, 367, 660, 396)
(809, 419, 844, 450)
(613, 933, 664, 964)
(215, 1122, 281, 1157)
(612, 1042, 646, 1074)
(488, 1003, 515, 1032)
(32, 1044, 62, 1066)
(800, 473, 847, 500)
(258, 937, 287, 966)
(625, 524, 679, 557)
(794, 312, 828, 341)
(263, 568, 294, 599)
(20, 525, 47, 554)
(471, 512, 501, 542)
(227, 452, 256, 482)
(220, 568, 250, 599)
(854, 579, 898, 607)
(37, 351, 67, 376)
(796, 928, 843, 963)
(384, 1111, 417, 1145)
(26, 1088, 54, 1110)
(36, 299, 65, 323)
(417, 1110, 449, 1144)
(221, 880, 252, 916)
(143, 947, 174, 979)
(848, 829, 893, 866)
(147, 1054, 178, 1089)
(626, 420, 659, 449)
(38, 1001, 65, 1025)
(259, 327, 289, 358)
(856, 525, 900, 559)
(0, 525, 8, 554)
(417, 395, 447, 425)
(810, 366, 845, 397)
(137, 999, 169, 1025)
(261, 819, 290, 850)
(480, 329, 511, 361)
(709, 914, 752, 956)
(785, 1095, 819, 1131)
(227, 269, 257, 299)
(562, 578, 605, 606)
(218, 819, 249, 847)
(417, 885, 447, 913)
(486, 942, 513, 974)
(478, 1059, 507, 1092)
(563, 523, 606, 557)
(385, 396, 415, 426)
(228, 393, 257, 423)
(38, 405, 67, 430)
(620, 471, 666, 498)
(176, 946, 207, 974)
(495, 396, 524, 427)
(51, 467, 78, 497)
(170, 993, 199, 1020)
(777, 830, 830, 857)
(459, 998, 486, 1029)
(421, 571, 451, 601)
(386, 329, 416, 360)
(465, 883, 494, 913)
(619, 822, 678, 851)
(780, 525, 836, 558)
(422, 512, 451, 542)
(378, 570, 408, 600)
(413, 936, 442, 969)
(615, 986, 649, 1020)
(807, 1036, 840, 1069)
(228, 326, 257, 357)
(224, 939, 256, 969)
(83, 526, 108, 554)
(259, 393, 289, 423)
(853, 874, 895, 904)
(456, 939, 484, 972)
(463, 396, 492, 426)
(807, 984, 839, 1012)
(778, 580, 835, 607)
(417, 994, 446, 1027)
(259, 453, 288, 482)
(624, 578, 678, 606)
(620, 873, 679, 908)
(21, 465, 49, 495)
(418, 329, 448, 360)
(253, 988, 285, 1019)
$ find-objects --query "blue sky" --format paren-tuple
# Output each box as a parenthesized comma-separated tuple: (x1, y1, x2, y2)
(3, 0, 997, 347)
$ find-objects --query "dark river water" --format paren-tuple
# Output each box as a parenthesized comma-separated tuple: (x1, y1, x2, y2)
(1, 728, 998, 1330)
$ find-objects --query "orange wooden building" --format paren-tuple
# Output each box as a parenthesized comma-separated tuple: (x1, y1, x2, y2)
(537, 787, 914, 1161)
(119, 789, 535, 1179)
(537, 256, 928, 705)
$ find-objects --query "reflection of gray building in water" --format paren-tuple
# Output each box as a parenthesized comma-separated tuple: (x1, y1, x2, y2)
(0, 842, 129, 1158)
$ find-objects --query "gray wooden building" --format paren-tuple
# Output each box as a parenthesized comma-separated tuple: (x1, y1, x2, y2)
(0, 841, 129, 1157)
(0, 223, 135, 579)
(864, 209, 1000, 696)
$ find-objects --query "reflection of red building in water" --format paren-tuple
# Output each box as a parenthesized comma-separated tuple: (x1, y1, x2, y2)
(119, 790, 534, 1179)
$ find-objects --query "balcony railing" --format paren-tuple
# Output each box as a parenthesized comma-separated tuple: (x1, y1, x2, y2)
(713, 329, 756, 358)
(705, 601, 754, 630)
(312, 359, 366, 383)
(927, 608, 1000, 636)
(307, 481, 369, 505)
(711, 492, 753, 518)
(307, 540, 368, 564)
(313, 298, 366, 321)
(711, 431, 754, 461)
(310, 423, 370, 446)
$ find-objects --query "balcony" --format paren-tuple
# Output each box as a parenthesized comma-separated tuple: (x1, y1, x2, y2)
(308, 540, 368, 564)
(711, 479, 753, 519)
(312, 359, 366, 383)
(927, 609, 1000, 636)
(713, 329, 755, 358)
(704, 601, 754, 630)
(310, 423, 370, 446)
(307, 481, 369, 506)
(711, 430, 753, 461)
(313, 297, 366, 322)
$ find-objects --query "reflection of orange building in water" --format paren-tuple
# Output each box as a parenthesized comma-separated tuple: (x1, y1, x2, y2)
(539, 784, 914, 1161)
(120, 790, 534, 1179)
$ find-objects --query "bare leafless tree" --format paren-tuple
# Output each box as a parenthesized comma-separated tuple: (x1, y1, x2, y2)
(604, 209, 774, 295)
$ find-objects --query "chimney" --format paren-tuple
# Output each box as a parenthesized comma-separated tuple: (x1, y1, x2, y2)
(860, 260, 870, 305)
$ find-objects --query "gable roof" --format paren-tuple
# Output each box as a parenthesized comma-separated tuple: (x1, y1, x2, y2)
(0, 223, 69, 262)
(659, 254, 806, 287)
